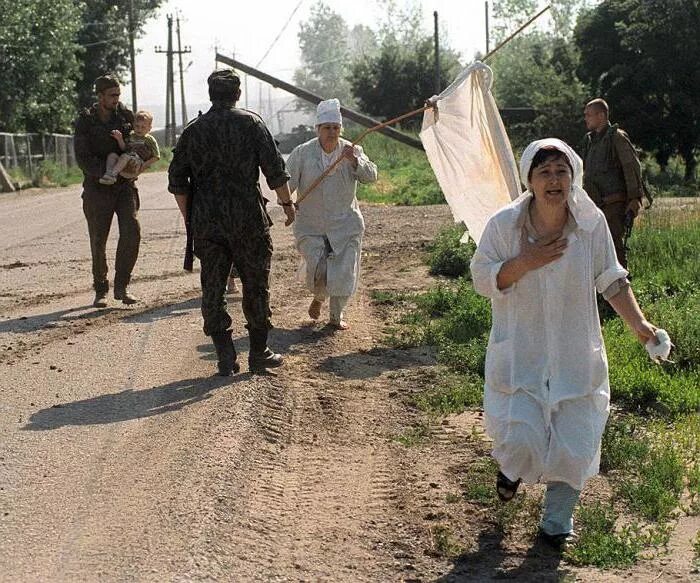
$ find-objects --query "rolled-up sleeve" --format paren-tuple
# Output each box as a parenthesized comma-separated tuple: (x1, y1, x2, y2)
(593, 216, 629, 293)
(470, 218, 515, 300)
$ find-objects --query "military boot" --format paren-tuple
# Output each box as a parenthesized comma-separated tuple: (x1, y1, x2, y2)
(211, 330, 240, 376)
(93, 281, 109, 308)
(114, 274, 138, 305)
(248, 328, 283, 373)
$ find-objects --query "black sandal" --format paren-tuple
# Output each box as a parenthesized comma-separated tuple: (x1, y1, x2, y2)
(496, 471, 521, 502)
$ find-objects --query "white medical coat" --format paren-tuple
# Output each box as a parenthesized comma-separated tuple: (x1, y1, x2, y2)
(287, 137, 378, 297)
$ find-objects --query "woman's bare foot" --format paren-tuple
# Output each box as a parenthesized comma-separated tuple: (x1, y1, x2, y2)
(329, 318, 349, 330)
(308, 299, 323, 319)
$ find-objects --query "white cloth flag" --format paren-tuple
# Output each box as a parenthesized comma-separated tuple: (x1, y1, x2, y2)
(420, 62, 521, 244)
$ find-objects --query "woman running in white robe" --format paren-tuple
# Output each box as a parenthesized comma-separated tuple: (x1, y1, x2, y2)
(470, 138, 660, 548)
(286, 99, 378, 329)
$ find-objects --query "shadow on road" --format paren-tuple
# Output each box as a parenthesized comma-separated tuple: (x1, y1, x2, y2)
(0, 305, 116, 335)
(435, 529, 567, 582)
(317, 346, 435, 379)
(124, 297, 200, 324)
(22, 374, 242, 431)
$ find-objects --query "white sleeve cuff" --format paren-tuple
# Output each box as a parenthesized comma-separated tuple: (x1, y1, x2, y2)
(595, 265, 629, 295)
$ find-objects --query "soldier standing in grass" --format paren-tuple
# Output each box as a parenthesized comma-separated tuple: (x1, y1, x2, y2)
(471, 138, 661, 550)
(74, 75, 141, 307)
(168, 69, 295, 375)
(582, 98, 645, 268)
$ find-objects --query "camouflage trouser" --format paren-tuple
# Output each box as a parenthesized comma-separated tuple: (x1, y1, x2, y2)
(194, 231, 273, 336)
(82, 181, 141, 293)
(601, 201, 628, 269)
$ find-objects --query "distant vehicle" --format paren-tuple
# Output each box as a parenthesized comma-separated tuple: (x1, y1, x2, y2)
(275, 124, 316, 154)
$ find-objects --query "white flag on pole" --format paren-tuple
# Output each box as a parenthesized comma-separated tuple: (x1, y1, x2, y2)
(420, 62, 521, 244)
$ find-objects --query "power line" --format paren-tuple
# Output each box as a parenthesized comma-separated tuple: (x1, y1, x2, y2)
(255, 0, 304, 68)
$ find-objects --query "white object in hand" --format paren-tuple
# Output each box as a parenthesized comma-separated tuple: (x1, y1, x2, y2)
(646, 328, 673, 363)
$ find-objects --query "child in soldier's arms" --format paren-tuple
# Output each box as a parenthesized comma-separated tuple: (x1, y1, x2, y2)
(99, 110, 160, 185)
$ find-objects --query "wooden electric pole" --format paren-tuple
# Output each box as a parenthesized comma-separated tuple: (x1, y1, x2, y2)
(176, 15, 191, 126)
(156, 15, 191, 145)
(485, 1, 490, 54)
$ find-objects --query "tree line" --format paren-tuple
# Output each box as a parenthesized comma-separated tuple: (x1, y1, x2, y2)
(295, 0, 699, 181)
(0, 0, 162, 134)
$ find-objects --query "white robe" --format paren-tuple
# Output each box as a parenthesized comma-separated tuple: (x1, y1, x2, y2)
(287, 137, 378, 297)
(470, 139, 628, 490)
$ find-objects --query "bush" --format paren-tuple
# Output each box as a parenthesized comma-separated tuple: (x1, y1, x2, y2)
(427, 225, 475, 278)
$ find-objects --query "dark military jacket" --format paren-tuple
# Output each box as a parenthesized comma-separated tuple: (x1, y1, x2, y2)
(74, 103, 135, 188)
(582, 122, 643, 205)
(168, 103, 289, 239)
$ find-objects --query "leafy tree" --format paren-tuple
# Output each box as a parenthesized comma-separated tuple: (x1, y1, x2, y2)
(76, 0, 163, 108)
(0, 0, 82, 132)
(575, 0, 700, 180)
(348, 2, 462, 127)
(349, 36, 461, 127)
(489, 32, 588, 148)
(293, 2, 355, 110)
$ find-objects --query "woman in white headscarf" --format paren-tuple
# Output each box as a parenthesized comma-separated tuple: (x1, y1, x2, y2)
(470, 138, 660, 548)
(286, 99, 378, 329)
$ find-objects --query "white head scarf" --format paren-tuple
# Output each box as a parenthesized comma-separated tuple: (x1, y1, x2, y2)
(316, 98, 342, 126)
(518, 138, 600, 232)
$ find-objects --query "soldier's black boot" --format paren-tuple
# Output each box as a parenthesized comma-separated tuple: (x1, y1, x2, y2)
(93, 281, 108, 308)
(211, 330, 240, 376)
(114, 274, 138, 305)
(248, 328, 283, 373)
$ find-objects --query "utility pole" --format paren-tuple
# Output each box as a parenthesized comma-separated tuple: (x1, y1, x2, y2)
(156, 15, 190, 146)
(176, 15, 191, 126)
(433, 11, 440, 95)
(485, 1, 490, 54)
(155, 16, 174, 145)
(128, 0, 137, 111)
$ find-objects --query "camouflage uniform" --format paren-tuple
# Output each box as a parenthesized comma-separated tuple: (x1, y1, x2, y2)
(582, 123, 644, 267)
(167, 103, 289, 339)
(74, 103, 141, 294)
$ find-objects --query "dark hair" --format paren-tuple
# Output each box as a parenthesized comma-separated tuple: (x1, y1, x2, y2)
(528, 147, 573, 181)
(585, 98, 609, 115)
(94, 74, 119, 94)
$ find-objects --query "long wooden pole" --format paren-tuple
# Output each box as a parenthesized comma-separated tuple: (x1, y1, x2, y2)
(483, 5, 550, 63)
(294, 4, 551, 205)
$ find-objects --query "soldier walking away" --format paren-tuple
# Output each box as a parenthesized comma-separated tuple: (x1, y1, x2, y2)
(74, 75, 141, 307)
(582, 98, 645, 268)
(168, 69, 296, 376)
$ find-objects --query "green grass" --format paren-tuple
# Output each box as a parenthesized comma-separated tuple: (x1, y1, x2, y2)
(394, 423, 431, 447)
(350, 131, 444, 205)
(566, 504, 649, 568)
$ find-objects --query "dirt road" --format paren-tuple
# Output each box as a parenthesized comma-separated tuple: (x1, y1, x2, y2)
(1, 174, 696, 581)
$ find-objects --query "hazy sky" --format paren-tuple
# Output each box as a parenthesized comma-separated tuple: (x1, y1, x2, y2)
(127, 0, 507, 113)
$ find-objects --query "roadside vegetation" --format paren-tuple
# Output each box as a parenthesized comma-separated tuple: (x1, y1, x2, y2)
(374, 204, 700, 569)
(8, 147, 173, 189)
